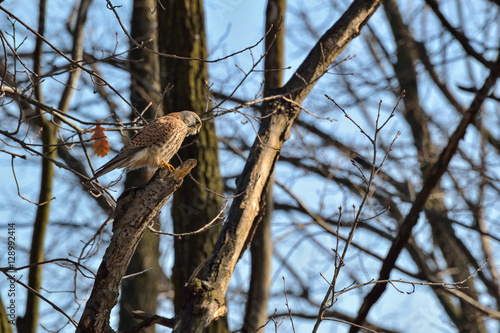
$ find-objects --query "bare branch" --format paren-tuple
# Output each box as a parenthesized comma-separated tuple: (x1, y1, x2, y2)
(351, 52, 500, 332)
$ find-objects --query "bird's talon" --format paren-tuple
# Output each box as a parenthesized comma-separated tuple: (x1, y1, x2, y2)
(161, 160, 175, 171)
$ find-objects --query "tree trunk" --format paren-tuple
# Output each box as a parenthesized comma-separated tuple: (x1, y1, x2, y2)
(17, 1, 50, 330)
(118, 1, 163, 331)
(157, 1, 227, 332)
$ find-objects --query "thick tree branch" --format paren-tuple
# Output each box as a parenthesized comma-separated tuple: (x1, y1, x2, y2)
(243, 0, 285, 331)
(173, 1, 384, 331)
(284, 1, 383, 102)
(76, 160, 197, 333)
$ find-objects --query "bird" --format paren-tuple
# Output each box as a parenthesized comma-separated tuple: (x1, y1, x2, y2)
(91, 111, 202, 180)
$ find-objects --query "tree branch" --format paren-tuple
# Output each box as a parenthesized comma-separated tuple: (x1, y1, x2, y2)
(424, 0, 494, 68)
(76, 160, 197, 333)
(350, 52, 500, 332)
(173, 1, 384, 331)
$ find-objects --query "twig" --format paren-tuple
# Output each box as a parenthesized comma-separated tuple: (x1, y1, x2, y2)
(282, 277, 296, 333)
(127, 311, 174, 332)
(0, 149, 26, 159)
(105, 0, 271, 63)
(148, 199, 228, 237)
(2, 271, 78, 327)
(0, 258, 95, 279)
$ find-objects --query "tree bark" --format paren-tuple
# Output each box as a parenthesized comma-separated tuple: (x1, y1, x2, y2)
(243, 0, 286, 331)
(174, 1, 384, 331)
(77, 160, 197, 333)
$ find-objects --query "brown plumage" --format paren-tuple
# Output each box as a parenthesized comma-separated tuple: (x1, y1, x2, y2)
(91, 111, 202, 180)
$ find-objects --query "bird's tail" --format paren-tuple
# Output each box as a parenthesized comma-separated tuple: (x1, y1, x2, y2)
(90, 153, 131, 181)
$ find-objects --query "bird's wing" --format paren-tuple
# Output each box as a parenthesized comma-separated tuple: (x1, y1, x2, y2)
(123, 116, 184, 150)
(90, 115, 186, 180)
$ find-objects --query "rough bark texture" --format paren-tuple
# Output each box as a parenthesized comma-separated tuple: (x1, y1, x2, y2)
(118, 1, 163, 331)
(243, 179, 274, 332)
(173, 1, 384, 331)
(157, 1, 227, 332)
(76, 160, 197, 333)
(242, 0, 286, 331)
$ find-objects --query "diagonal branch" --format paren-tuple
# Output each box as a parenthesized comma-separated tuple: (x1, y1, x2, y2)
(424, 0, 494, 68)
(76, 160, 197, 333)
(173, 1, 385, 331)
(349, 53, 500, 332)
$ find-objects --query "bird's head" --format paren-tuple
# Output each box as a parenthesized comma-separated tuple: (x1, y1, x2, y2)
(179, 110, 202, 136)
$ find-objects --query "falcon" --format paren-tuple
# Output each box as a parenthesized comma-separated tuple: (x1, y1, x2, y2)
(91, 111, 202, 179)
